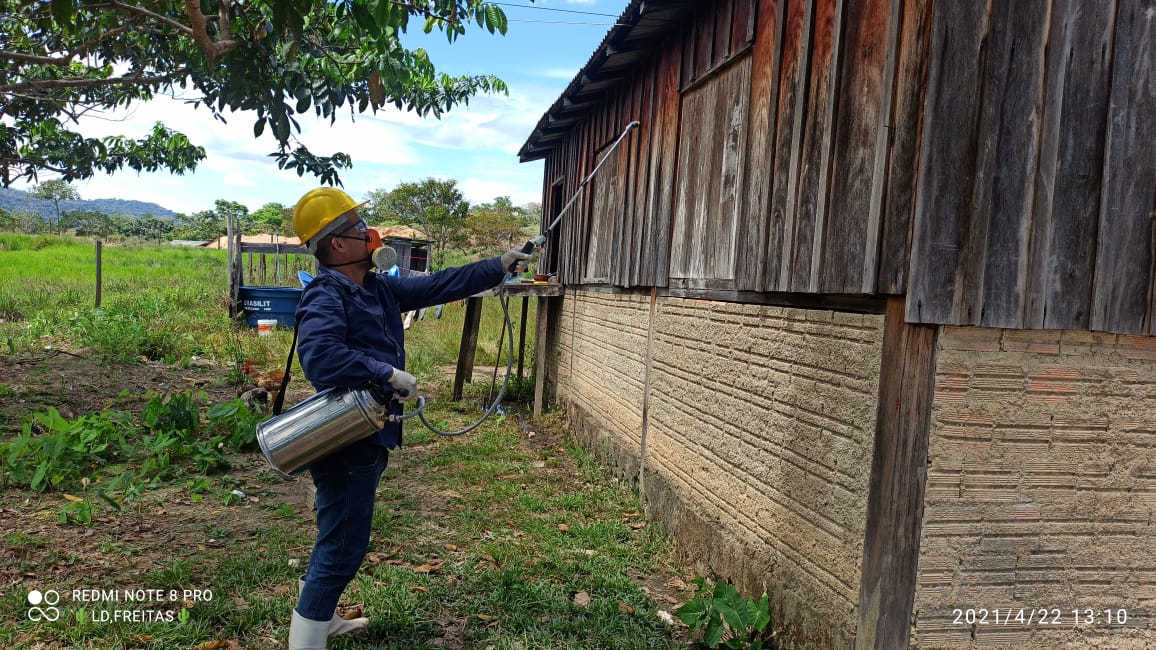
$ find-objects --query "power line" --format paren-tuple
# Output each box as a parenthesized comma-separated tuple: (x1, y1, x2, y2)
(508, 19, 621, 26)
(493, 2, 620, 18)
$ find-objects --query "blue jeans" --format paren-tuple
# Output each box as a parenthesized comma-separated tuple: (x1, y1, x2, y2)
(296, 439, 389, 621)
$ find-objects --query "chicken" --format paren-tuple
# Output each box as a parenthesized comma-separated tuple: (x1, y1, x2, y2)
(239, 361, 288, 391)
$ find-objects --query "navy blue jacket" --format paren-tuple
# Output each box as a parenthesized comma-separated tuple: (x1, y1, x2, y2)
(296, 257, 506, 449)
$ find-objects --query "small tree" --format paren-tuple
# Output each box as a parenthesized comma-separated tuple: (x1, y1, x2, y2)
(14, 211, 47, 234)
(171, 200, 251, 242)
(0, 207, 16, 232)
(31, 180, 79, 234)
(60, 210, 115, 239)
(252, 203, 288, 240)
(216, 200, 254, 236)
(372, 178, 470, 268)
(138, 215, 174, 242)
(467, 196, 533, 253)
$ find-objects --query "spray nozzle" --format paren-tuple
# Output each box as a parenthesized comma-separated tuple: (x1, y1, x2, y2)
(508, 234, 548, 273)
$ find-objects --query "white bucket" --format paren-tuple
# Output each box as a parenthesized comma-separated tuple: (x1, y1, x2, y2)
(257, 319, 277, 336)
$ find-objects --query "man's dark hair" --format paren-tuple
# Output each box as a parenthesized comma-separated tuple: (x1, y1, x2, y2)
(313, 234, 336, 264)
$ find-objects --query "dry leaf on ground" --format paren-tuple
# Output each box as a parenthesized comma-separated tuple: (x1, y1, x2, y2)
(413, 559, 445, 573)
(190, 641, 235, 650)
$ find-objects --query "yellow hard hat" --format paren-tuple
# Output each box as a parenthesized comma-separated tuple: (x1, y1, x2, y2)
(292, 187, 369, 248)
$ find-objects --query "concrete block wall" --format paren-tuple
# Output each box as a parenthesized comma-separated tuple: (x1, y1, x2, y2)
(556, 291, 885, 647)
(913, 327, 1156, 648)
(556, 290, 651, 476)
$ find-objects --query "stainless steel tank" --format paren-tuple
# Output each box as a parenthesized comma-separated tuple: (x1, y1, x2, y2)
(256, 386, 388, 476)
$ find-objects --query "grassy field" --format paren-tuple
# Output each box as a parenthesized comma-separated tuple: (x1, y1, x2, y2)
(0, 234, 528, 375)
(0, 235, 696, 649)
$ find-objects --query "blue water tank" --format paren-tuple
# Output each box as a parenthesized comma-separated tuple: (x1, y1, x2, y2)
(239, 286, 303, 329)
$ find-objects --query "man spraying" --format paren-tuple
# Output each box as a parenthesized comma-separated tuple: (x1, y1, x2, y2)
(286, 187, 529, 649)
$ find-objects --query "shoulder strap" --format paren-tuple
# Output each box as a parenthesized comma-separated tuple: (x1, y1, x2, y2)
(271, 326, 298, 416)
(271, 275, 338, 415)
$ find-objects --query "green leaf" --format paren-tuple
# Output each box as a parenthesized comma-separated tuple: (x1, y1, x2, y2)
(674, 599, 706, 626)
(714, 601, 744, 636)
(486, 4, 507, 35)
(50, 0, 74, 25)
(272, 113, 289, 142)
(31, 462, 48, 492)
(752, 594, 771, 631)
(96, 491, 122, 511)
(704, 615, 725, 647)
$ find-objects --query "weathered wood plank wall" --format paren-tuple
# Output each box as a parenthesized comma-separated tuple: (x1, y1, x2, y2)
(670, 57, 752, 286)
(906, 0, 1155, 334)
(1093, 0, 1156, 335)
(539, 0, 1156, 335)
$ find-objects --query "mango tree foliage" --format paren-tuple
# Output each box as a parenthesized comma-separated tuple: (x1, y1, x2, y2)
(0, 0, 509, 186)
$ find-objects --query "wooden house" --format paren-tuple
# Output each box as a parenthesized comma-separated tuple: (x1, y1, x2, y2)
(520, 1, 1155, 647)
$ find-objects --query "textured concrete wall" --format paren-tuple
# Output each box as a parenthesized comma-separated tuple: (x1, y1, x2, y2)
(913, 327, 1156, 648)
(557, 291, 885, 647)
(556, 290, 651, 477)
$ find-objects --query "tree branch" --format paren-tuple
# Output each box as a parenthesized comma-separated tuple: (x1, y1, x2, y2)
(0, 73, 185, 94)
(0, 26, 135, 65)
(104, 0, 194, 37)
(182, 0, 239, 66)
(218, 0, 233, 43)
(0, 50, 69, 65)
(386, 1, 478, 23)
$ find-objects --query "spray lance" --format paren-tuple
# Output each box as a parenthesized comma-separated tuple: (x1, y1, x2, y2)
(507, 120, 641, 272)
(257, 120, 641, 477)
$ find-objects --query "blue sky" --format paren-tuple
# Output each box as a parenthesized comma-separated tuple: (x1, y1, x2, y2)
(13, 1, 625, 215)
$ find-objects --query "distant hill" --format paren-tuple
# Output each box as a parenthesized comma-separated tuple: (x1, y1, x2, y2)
(0, 187, 178, 220)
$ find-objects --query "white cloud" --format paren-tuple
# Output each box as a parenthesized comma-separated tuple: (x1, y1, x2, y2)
(537, 68, 581, 80)
(296, 113, 420, 166)
(459, 173, 542, 207)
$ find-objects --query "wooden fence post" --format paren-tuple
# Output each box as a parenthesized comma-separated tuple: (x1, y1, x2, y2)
(95, 240, 102, 308)
(452, 297, 484, 401)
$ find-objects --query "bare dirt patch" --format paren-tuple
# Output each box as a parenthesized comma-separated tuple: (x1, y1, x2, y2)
(0, 351, 314, 588)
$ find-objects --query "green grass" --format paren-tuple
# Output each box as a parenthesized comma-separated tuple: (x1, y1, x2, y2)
(0, 234, 532, 375)
(0, 233, 688, 649)
(0, 235, 232, 364)
(327, 402, 681, 650)
(0, 400, 684, 649)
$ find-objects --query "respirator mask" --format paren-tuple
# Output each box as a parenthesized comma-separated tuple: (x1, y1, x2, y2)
(329, 218, 396, 270)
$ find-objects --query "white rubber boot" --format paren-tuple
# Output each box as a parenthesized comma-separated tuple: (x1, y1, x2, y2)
(298, 578, 369, 637)
(288, 610, 329, 650)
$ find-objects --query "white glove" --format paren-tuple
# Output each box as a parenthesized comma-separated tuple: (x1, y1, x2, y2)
(385, 368, 417, 401)
(501, 248, 531, 273)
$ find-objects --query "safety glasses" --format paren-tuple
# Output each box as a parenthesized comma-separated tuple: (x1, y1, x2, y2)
(332, 217, 369, 241)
